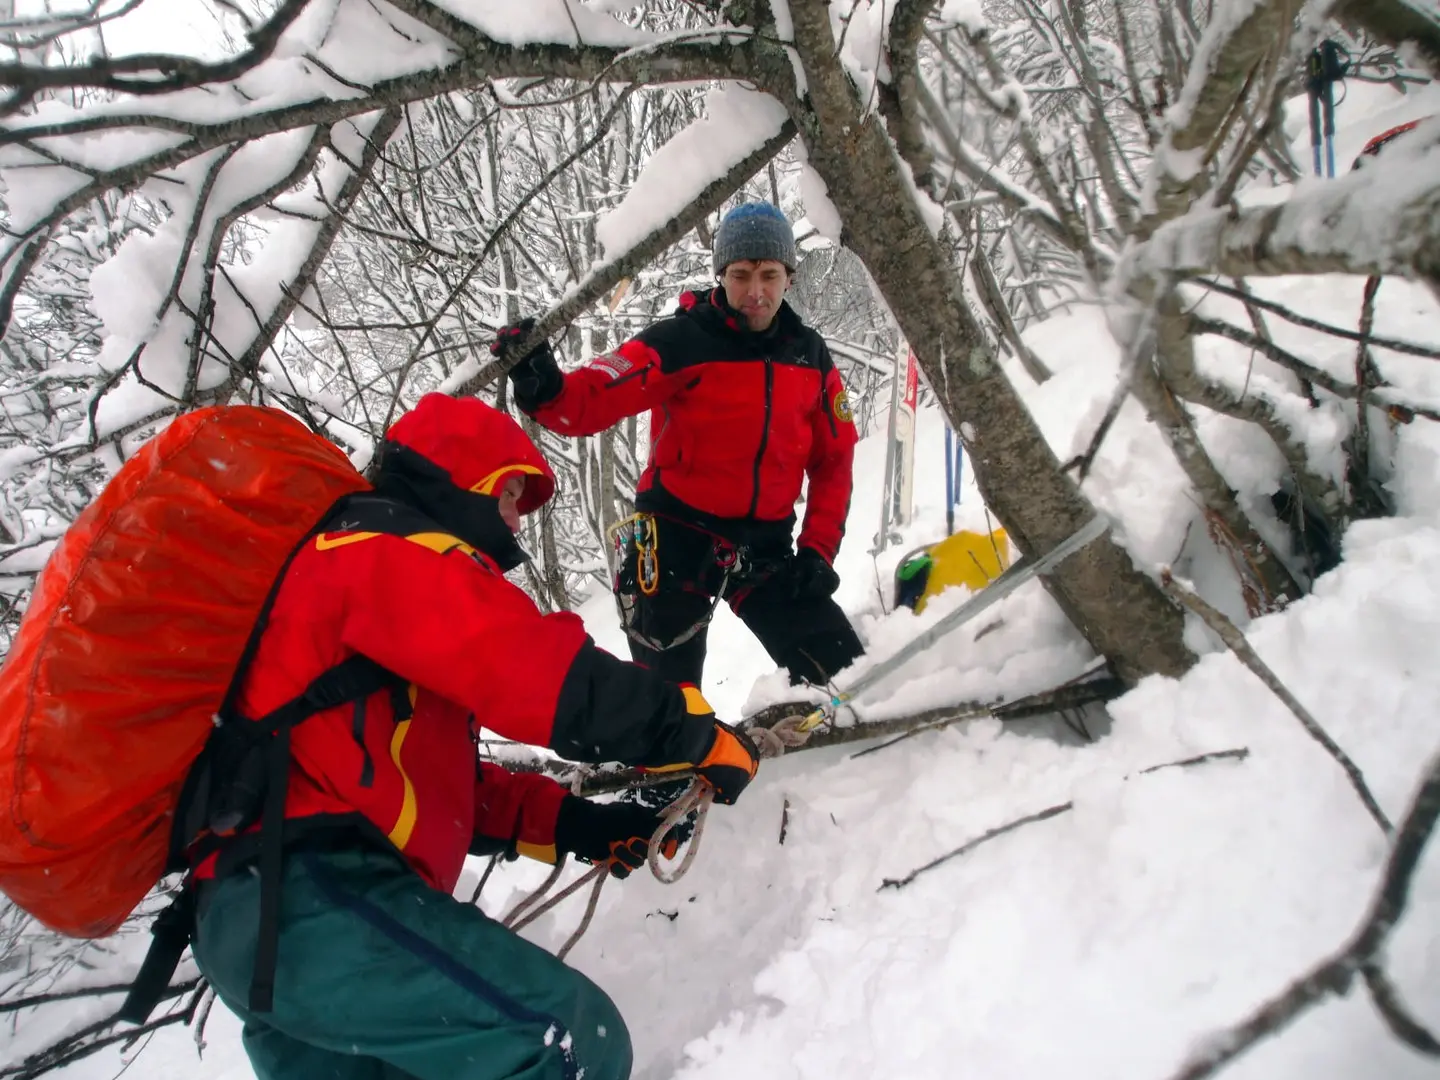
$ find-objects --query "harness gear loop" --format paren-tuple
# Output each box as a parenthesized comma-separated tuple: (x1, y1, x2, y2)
(606, 513, 747, 654)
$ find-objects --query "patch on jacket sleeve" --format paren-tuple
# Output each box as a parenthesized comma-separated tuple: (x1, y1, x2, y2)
(591, 351, 634, 380)
(831, 388, 853, 423)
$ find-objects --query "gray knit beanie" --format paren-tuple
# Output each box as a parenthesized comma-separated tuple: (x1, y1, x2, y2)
(712, 202, 797, 275)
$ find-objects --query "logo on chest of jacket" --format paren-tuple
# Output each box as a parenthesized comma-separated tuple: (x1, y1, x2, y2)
(594, 352, 634, 379)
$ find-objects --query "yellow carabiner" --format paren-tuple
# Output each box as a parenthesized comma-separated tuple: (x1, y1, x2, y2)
(636, 515, 660, 597)
(796, 707, 829, 733)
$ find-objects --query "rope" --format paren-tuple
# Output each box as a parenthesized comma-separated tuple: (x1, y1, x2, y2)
(501, 862, 565, 930)
(497, 711, 822, 957)
(646, 782, 714, 884)
(644, 711, 817, 883)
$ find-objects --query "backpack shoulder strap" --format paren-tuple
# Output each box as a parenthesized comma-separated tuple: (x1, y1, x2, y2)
(134, 493, 432, 1026)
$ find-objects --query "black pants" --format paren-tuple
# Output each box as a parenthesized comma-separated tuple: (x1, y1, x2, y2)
(619, 514, 864, 688)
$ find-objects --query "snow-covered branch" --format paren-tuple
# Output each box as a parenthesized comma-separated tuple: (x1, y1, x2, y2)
(1126, 125, 1440, 289)
(1137, 0, 1296, 236)
(1333, 0, 1440, 76)
(0, 0, 311, 115)
(449, 110, 797, 396)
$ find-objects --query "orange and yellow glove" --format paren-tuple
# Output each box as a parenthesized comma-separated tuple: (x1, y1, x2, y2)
(646, 685, 759, 805)
(693, 721, 760, 804)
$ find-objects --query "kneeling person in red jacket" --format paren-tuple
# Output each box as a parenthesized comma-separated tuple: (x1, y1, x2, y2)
(190, 393, 758, 1080)
(497, 202, 865, 691)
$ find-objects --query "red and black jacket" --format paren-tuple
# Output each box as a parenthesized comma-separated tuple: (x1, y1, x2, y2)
(131, 395, 724, 1023)
(192, 398, 716, 895)
(527, 288, 859, 561)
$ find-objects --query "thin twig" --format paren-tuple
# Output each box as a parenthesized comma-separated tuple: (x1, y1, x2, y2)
(1066, 316, 1158, 483)
(1361, 962, 1440, 1055)
(879, 802, 1074, 890)
(1139, 747, 1250, 775)
(1160, 569, 1392, 836)
(1167, 748, 1440, 1079)
(879, 747, 1249, 891)
(1193, 279, 1440, 361)
(0, 976, 201, 1014)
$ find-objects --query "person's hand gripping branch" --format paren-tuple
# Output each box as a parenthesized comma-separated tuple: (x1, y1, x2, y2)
(645, 685, 759, 805)
(492, 317, 563, 412)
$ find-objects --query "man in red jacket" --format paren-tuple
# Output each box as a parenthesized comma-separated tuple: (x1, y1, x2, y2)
(190, 393, 758, 1080)
(498, 202, 865, 691)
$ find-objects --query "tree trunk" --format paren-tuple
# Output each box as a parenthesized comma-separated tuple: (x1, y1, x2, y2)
(781, 4, 1192, 682)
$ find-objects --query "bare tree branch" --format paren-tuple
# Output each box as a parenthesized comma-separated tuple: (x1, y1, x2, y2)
(1160, 569, 1391, 835)
(230, 109, 405, 392)
(878, 746, 1249, 891)
(1189, 280, 1440, 362)
(0, 0, 310, 115)
(1361, 962, 1440, 1055)
(1167, 746, 1440, 1080)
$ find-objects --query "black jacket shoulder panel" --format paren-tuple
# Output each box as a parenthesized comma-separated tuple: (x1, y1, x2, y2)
(638, 287, 828, 374)
(634, 314, 708, 375)
(320, 491, 437, 538)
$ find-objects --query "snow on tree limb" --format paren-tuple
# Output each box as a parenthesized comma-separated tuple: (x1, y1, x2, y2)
(1137, 0, 1299, 236)
(0, 0, 312, 116)
(594, 86, 787, 261)
(446, 112, 796, 397)
(1332, 0, 1440, 76)
(1125, 125, 1440, 288)
(0, 0, 753, 173)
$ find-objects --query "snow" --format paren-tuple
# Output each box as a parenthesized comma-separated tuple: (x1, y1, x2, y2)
(37, 255, 1440, 1080)
(594, 86, 789, 261)
(429, 0, 656, 47)
(795, 157, 842, 245)
(939, 0, 987, 34)
(11, 29, 1440, 1080)
(824, 0, 896, 114)
(1, 1, 454, 155)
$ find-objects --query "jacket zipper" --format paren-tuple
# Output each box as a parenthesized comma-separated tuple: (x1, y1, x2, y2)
(748, 357, 774, 517)
(352, 698, 375, 788)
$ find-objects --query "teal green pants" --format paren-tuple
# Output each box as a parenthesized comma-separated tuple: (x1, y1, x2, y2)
(192, 847, 631, 1080)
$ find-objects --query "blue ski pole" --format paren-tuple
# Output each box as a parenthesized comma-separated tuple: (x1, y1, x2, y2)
(944, 426, 955, 536)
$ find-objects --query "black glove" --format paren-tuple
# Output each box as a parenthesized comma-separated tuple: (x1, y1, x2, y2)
(493, 317, 563, 412)
(553, 795, 680, 879)
(788, 547, 841, 600)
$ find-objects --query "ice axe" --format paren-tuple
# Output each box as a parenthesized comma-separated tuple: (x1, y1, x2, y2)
(784, 514, 1111, 734)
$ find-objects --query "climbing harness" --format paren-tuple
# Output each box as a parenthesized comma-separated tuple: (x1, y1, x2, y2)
(608, 514, 717, 651)
(498, 514, 1111, 953)
(607, 513, 783, 653)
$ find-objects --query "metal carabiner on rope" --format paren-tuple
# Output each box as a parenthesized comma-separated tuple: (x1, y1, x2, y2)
(631, 513, 660, 597)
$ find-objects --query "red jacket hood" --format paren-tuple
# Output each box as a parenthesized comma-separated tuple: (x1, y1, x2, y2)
(386, 393, 555, 514)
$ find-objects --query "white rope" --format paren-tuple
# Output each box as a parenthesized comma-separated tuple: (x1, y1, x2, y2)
(500, 712, 821, 957)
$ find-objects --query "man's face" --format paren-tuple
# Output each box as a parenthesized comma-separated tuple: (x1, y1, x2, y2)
(498, 475, 525, 533)
(720, 259, 791, 332)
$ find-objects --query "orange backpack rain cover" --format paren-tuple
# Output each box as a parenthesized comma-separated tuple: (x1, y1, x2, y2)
(0, 406, 368, 937)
